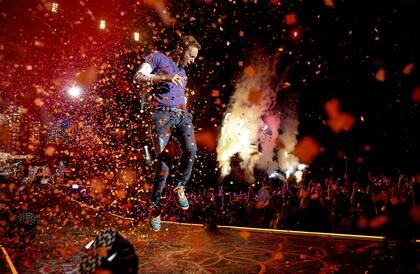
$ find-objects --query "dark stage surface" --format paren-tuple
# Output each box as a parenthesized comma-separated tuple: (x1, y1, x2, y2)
(4, 221, 388, 273)
(117, 223, 384, 274)
(1, 184, 419, 273)
(4, 216, 416, 273)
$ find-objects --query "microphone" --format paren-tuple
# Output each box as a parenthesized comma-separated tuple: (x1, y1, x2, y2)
(140, 92, 147, 113)
(144, 145, 152, 165)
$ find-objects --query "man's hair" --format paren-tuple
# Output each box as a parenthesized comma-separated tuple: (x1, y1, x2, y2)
(178, 35, 201, 51)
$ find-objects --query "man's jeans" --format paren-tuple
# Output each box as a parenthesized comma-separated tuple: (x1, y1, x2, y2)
(150, 109, 197, 209)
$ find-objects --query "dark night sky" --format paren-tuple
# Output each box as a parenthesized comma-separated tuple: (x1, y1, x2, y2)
(0, 0, 419, 183)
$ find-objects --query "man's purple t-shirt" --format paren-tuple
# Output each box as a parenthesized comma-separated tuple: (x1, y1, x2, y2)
(144, 51, 187, 108)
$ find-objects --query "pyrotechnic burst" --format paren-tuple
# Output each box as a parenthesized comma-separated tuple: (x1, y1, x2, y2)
(217, 54, 306, 183)
(217, 53, 277, 182)
(276, 93, 307, 182)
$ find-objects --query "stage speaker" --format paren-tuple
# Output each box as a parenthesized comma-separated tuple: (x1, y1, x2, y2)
(78, 228, 138, 274)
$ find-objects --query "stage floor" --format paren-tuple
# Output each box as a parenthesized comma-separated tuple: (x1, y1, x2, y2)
(1, 183, 419, 273)
(124, 222, 384, 273)
(2, 222, 390, 273)
(4, 218, 408, 274)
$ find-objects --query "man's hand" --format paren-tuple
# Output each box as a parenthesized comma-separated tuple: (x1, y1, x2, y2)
(169, 74, 185, 86)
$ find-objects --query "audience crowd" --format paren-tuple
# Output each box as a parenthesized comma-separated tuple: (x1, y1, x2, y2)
(2, 162, 419, 240)
(72, 170, 419, 239)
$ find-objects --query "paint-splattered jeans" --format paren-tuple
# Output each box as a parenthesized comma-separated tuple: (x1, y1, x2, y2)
(150, 108, 197, 209)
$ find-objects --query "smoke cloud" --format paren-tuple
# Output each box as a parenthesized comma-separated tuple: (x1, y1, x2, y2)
(217, 53, 305, 183)
(277, 93, 304, 181)
(217, 54, 277, 182)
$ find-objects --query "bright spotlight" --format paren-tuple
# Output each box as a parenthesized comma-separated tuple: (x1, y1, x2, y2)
(51, 2, 59, 13)
(67, 86, 82, 97)
(285, 167, 294, 178)
(134, 32, 140, 41)
(99, 20, 106, 29)
(297, 164, 307, 170)
(269, 171, 279, 179)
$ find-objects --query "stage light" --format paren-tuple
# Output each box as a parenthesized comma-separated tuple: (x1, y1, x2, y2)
(297, 164, 307, 170)
(51, 2, 58, 13)
(78, 228, 139, 273)
(134, 32, 140, 41)
(292, 30, 299, 38)
(295, 170, 303, 179)
(285, 167, 293, 178)
(99, 20, 106, 29)
(85, 240, 94, 249)
(67, 86, 82, 97)
(269, 171, 279, 179)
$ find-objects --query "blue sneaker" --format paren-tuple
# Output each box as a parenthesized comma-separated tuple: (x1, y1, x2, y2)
(173, 184, 189, 210)
(149, 215, 161, 232)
